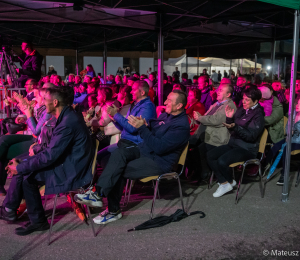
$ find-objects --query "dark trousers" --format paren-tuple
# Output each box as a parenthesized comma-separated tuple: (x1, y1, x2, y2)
(96, 143, 119, 170)
(188, 141, 216, 179)
(207, 144, 254, 183)
(3, 161, 46, 224)
(96, 145, 164, 212)
(0, 135, 33, 186)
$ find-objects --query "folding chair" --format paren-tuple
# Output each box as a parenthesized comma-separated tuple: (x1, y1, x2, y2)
(209, 129, 268, 204)
(291, 150, 300, 187)
(124, 143, 189, 219)
(47, 140, 99, 245)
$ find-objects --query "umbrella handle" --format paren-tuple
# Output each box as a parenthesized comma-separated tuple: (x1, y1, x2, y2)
(188, 211, 206, 218)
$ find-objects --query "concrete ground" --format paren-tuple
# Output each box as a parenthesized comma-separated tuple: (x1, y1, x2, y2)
(0, 170, 300, 260)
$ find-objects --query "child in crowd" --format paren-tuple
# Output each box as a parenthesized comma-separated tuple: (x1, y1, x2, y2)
(258, 85, 273, 116)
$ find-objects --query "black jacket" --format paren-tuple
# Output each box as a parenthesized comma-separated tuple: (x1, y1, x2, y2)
(17, 106, 95, 195)
(226, 103, 265, 156)
(13, 50, 43, 80)
(137, 111, 190, 173)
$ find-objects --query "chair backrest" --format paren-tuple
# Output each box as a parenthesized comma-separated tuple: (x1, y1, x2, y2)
(284, 116, 288, 136)
(258, 129, 268, 154)
(178, 142, 189, 166)
(91, 139, 99, 177)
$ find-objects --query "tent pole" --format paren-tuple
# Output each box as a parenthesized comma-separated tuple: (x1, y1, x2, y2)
(284, 57, 287, 79)
(240, 59, 243, 74)
(75, 49, 78, 76)
(271, 40, 276, 79)
(278, 60, 280, 79)
(103, 31, 107, 84)
(158, 14, 164, 106)
(254, 54, 257, 77)
(197, 37, 199, 75)
(186, 51, 188, 78)
(282, 10, 300, 202)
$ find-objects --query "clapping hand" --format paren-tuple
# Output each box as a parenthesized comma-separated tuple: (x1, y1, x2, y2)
(5, 158, 19, 176)
(225, 105, 235, 118)
(29, 143, 37, 156)
(24, 105, 34, 118)
(128, 115, 147, 128)
(193, 111, 202, 121)
(107, 104, 118, 117)
(222, 122, 235, 129)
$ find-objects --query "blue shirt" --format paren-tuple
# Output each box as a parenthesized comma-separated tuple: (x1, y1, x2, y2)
(113, 97, 156, 144)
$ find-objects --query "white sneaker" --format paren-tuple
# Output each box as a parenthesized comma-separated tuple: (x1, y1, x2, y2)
(213, 183, 233, 198)
(93, 208, 122, 225)
(218, 180, 236, 187)
(230, 180, 237, 187)
(74, 188, 103, 207)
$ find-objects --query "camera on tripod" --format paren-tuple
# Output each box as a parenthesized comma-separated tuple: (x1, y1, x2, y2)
(0, 43, 18, 85)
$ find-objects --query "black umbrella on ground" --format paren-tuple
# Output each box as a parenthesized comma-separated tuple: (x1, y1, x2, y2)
(128, 209, 205, 232)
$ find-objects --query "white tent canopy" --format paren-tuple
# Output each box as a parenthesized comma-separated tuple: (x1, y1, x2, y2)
(164, 54, 211, 78)
(231, 59, 262, 68)
(201, 57, 231, 67)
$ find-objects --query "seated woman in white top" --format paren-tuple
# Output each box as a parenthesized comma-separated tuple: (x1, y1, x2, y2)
(104, 85, 133, 145)
(86, 87, 121, 150)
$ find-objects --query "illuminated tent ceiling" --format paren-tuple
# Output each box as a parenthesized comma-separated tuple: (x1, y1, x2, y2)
(0, 0, 298, 58)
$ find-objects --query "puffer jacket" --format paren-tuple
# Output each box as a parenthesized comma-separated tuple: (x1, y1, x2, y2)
(113, 97, 156, 144)
(264, 96, 284, 143)
(227, 103, 265, 156)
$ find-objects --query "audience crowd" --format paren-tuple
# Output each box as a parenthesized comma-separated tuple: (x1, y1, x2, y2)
(0, 61, 296, 236)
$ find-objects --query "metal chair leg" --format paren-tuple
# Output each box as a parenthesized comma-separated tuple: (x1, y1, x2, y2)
(48, 194, 58, 246)
(69, 192, 75, 212)
(235, 166, 246, 204)
(86, 205, 96, 237)
(295, 166, 300, 187)
(208, 171, 214, 190)
(258, 164, 264, 198)
(43, 195, 48, 210)
(126, 180, 134, 205)
(123, 179, 129, 205)
(177, 176, 185, 213)
(150, 180, 159, 219)
(152, 180, 160, 199)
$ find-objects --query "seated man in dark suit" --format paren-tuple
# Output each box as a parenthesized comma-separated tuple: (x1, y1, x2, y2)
(75, 90, 190, 225)
(0, 86, 95, 236)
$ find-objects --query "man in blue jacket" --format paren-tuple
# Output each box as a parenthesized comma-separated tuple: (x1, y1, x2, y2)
(96, 80, 156, 168)
(75, 90, 190, 225)
(0, 87, 94, 236)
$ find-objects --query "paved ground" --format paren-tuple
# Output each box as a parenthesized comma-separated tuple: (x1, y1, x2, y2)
(0, 170, 300, 260)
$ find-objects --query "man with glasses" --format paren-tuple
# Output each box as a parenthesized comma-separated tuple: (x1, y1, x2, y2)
(5, 79, 37, 115)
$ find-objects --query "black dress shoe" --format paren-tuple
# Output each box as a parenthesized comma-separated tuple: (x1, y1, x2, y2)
(15, 221, 50, 236)
(0, 206, 17, 222)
